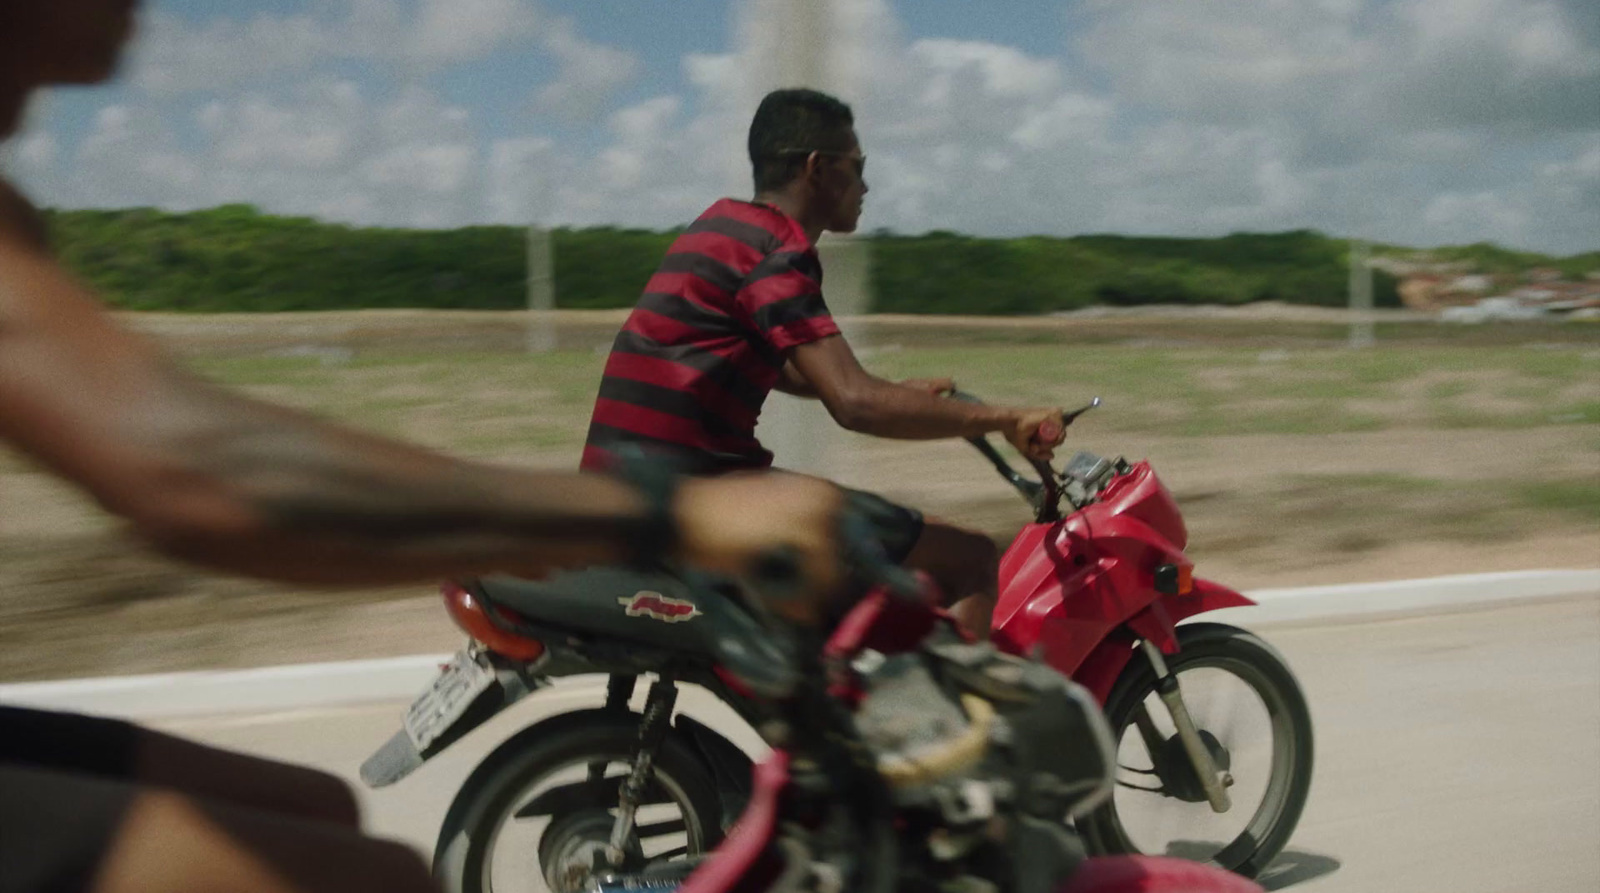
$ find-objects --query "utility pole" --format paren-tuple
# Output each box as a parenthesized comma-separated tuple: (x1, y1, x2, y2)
(526, 223, 554, 353)
(1348, 238, 1374, 349)
(752, 0, 873, 480)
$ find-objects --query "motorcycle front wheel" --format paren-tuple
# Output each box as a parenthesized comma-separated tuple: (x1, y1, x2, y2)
(432, 714, 723, 893)
(1080, 622, 1313, 879)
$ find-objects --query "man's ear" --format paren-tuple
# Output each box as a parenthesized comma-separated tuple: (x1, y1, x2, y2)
(801, 150, 825, 184)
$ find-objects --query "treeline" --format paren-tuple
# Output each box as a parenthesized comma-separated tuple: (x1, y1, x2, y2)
(871, 230, 1401, 312)
(45, 203, 1596, 314)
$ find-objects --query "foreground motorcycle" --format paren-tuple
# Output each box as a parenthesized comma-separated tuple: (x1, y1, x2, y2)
(580, 578, 1265, 893)
(362, 396, 1312, 889)
(368, 503, 1262, 893)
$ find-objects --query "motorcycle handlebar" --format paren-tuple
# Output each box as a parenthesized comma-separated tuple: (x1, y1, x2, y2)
(947, 389, 1070, 522)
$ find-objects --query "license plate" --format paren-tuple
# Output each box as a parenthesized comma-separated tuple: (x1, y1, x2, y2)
(403, 650, 495, 752)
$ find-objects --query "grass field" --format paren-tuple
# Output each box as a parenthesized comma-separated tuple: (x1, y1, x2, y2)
(1, 310, 1596, 679)
(177, 340, 1600, 450)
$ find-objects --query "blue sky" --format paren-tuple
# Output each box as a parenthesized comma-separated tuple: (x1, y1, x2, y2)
(7, 0, 1598, 253)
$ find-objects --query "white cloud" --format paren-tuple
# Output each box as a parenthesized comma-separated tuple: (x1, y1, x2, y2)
(1543, 137, 1600, 184)
(486, 136, 560, 223)
(199, 84, 362, 171)
(1009, 94, 1113, 151)
(130, 0, 558, 91)
(407, 0, 540, 64)
(131, 10, 340, 93)
(361, 144, 475, 194)
(31, 85, 483, 229)
(534, 16, 641, 119)
(910, 39, 1062, 102)
(13, 130, 58, 170)
(11, 0, 1598, 253)
(1422, 191, 1534, 245)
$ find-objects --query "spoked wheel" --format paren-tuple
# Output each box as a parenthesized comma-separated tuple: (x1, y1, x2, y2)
(433, 717, 722, 893)
(1080, 623, 1314, 879)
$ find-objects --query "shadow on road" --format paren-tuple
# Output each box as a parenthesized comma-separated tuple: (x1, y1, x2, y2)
(1164, 842, 1342, 890)
(1256, 850, 1343, 890)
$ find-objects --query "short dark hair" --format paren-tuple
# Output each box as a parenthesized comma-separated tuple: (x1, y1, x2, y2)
(747, 88, 855, 192)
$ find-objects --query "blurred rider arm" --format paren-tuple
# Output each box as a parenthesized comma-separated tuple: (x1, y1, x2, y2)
(0, 231, 840, 593)
(787, 334, 1065, 461)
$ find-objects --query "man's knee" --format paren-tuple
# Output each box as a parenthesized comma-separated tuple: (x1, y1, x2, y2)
(947, 523, 998, 574)
(91, 788, 435, 893)
(907, 520, 1000, 601)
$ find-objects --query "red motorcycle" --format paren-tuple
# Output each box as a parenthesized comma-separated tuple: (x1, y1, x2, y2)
(362, 396, 1311, 889)
(968, 394, 1313, 877)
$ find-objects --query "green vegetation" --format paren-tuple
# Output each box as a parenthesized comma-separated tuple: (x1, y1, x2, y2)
(872, 229, 1403, 313)
(46, 204, 1600, 315)
(1521, 480, 1600, 523)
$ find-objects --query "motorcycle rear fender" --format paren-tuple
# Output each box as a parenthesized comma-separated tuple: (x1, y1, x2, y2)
(677, 714, 755, 826)
(1070, 578, 1256, 704)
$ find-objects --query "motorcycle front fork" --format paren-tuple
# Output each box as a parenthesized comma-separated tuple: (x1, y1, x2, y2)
(1137, 641, 1233, 814)
(606, 674, 678, 865)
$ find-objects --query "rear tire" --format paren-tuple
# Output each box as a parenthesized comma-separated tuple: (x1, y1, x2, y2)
(432, 713, 723, 893)
(1080, 623, 1313, 879)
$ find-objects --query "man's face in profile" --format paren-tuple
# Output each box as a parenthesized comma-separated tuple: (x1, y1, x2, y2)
(822, 131, 868, 235)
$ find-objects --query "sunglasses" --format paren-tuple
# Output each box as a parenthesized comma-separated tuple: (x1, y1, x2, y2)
(774, 148, 866, 178)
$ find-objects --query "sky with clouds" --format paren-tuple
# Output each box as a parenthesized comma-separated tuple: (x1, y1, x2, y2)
(5, 0, 1597, 253)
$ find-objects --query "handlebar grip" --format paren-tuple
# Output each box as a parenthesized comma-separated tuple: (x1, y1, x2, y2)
(1036, 418, 1064, 444)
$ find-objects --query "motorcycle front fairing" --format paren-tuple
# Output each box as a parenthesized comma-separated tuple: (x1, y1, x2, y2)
(990, 460, 1256, 701)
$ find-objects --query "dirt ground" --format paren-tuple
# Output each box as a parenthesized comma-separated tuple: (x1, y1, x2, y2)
(1, 307, 1596, 682)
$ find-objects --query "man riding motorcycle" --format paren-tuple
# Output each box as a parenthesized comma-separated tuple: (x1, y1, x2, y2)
(581, 88, 1067, 637)
(0, 4, 850, 892)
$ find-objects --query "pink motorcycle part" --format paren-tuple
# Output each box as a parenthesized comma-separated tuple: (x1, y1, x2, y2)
(1056, 855, 1264, 893)
(676, 752, 789, 893)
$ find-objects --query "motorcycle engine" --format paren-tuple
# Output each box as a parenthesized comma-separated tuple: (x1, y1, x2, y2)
(851, 636, 1116, 893)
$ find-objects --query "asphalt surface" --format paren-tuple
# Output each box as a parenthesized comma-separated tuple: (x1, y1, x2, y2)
(155, 594, 1600, 892)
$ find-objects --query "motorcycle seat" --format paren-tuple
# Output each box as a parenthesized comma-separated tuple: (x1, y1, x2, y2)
(470, 566, 802, 696)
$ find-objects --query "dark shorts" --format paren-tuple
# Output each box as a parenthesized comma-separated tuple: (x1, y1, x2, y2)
(0, 706, 141, 893)
(837, 485, 925, 565)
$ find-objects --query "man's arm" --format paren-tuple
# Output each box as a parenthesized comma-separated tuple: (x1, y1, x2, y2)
(774, 361, 819, 398)
(0, 239, 841, 592)
(787, 334, 1064, 459)
(777, 361, 952, 402)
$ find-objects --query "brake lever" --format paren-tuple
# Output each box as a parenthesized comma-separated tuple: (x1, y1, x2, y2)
(1061, 396, 1102, 427)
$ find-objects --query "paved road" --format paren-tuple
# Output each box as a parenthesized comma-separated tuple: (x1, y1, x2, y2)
(155, 595, 1600, 892)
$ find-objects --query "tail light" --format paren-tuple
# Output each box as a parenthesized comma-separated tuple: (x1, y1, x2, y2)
(440, 582, 547, 661)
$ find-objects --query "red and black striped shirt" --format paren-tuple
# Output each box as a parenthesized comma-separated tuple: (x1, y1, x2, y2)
(581, 199, 840, 472)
